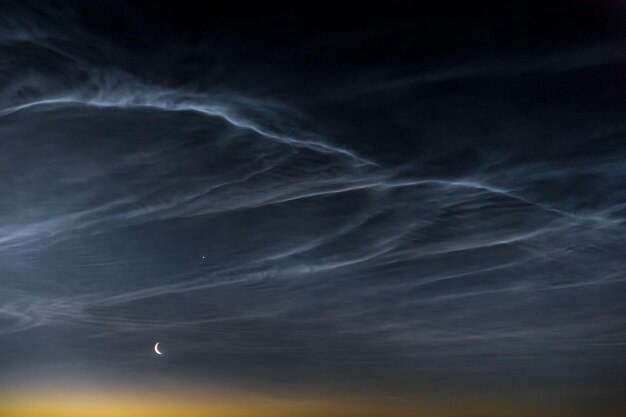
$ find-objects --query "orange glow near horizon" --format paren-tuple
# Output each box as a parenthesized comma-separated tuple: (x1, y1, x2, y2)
(0, 385, 586, 417)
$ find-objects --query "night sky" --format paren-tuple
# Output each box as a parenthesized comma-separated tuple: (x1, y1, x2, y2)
(1, 2, 626, 416)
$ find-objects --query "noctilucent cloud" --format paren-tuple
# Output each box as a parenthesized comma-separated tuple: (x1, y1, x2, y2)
(1, 2, 625, 416)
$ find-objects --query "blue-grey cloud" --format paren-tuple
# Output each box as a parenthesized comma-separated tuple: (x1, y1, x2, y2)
(0, 1, 625, 411)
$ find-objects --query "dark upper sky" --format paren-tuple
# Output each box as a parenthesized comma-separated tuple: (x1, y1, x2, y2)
(0, 1, 625, 415)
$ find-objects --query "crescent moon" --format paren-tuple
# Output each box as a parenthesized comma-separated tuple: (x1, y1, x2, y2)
(154, 342, 162, 355)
